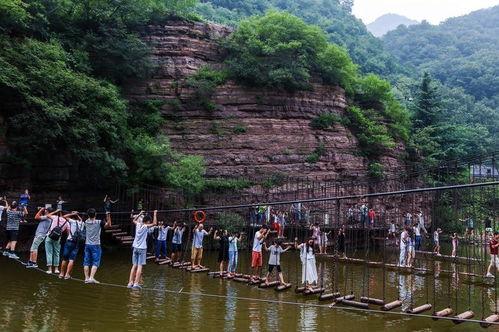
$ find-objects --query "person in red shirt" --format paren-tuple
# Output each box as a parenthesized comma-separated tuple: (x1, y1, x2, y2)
(368, 208, 376, 225)
(486, 232, 499, 278)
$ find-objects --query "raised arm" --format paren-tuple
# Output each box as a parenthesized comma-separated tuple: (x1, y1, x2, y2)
(103, 195, 108, 203)
(110, 199, 119, 204)
(148, 210, 158, 227)
(213, 230, 220, 240)
(63, 211, 79, 219)
(132, 211, 144, 224)
(282, 245, 292, 253)
(208, 227, 214, 236)
(263, 243, 269, 251)
(34, 207, 45, 220)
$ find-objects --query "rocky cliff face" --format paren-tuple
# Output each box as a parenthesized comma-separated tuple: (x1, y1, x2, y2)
(125, 21, 406, 182)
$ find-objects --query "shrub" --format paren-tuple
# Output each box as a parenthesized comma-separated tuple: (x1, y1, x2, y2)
(233, 125, 247, 134)
(186, 65, 227, 111)
(310, 112, 342, 130)
(306, 153, 320, 163)
(368, 162, 385, 179)
(205, 178, 253, 193)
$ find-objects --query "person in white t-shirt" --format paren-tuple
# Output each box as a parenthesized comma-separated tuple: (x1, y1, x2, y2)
(250, 225, 269, 281)
(128, 210, 157, 290)
(399, 227, 409, 266)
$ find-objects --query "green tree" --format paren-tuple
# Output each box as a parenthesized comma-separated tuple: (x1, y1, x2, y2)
(413, 73, 441, 128)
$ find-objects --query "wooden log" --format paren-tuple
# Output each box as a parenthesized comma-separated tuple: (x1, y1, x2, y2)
(381, 300, 402, 311)
(208, 271, 226, 276)
(295, 287, 306, 293)
(188, 268, 210, 273)
(223, 275, 235, 280)
(432, 308, 453, 320)
(303, 288, 325, 295)
(157, 259, 171, 265)
(146, 255, 156, 260)
(339, 299, 369, 309)
(408, 304, 432, 314)
(234, 273, 243, 278)
(452, 311, 475, 324)
(233, 277, 250, 283)
(480, 314, 499, 328)
(329, 294, 355, 307)
(258, 281, 281, 288)
(248, 279, 263, 285)
(319, 292, 341, 301)
(212, 273, 226, 278)
(275, 284, 292, 292)
(360, 297, 385, 306)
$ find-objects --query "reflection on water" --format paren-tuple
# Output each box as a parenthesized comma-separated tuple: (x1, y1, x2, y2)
(0, 249, 494, 331)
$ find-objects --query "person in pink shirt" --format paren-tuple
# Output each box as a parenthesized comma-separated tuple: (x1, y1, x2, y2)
(45, 213, 70, 274)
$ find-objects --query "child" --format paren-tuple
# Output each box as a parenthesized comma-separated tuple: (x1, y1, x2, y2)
(128, 210, 157, 289)
(433, 228, 442, 256)
(295, 237, 318, 291)
(263, 238, 292, 286)
(155, 221, 174, 262)
(59, 211, 84, 279)
(83, 209, 112, 284)
(368, 208, 376, 225)
(273, 211, 280, 236)
(103, 195, 118, 214)
(171, 222, 186, 263)
(228, 231, 243, 276)
(486, 232, 499, 278)
(450, 232, 459, 257)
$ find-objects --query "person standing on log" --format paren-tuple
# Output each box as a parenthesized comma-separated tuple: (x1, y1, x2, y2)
(250, 225, 269, 281)
(227, 231, 243, 277)
(433, 228, 442, 256)
(128, 210, 157, 289)
(263, 238, 291, 286)
(295, 237, 318, 291)
(191, 223, 213, 270)
(337, 225, 346, 258)
(486, 232, 499, 278)
(214, 229, 229, 275)
(171, 222, 186, 263)
(103, 195, 118, 214)
(399, 227, 409, 266)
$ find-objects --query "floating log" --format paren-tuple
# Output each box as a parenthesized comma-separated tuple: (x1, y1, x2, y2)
(234, 273, 243, 278)
(339, 299, 369, 309)
(319, 292, 341, 301)
(146, 255, 156, 260)
(381, 300, 402, 311)
(480, 314, 499, 328)
(259, 281, 281, 288)
(188, 268, 210, 273)
(212, 273, 226, 278)
(329, 295, 355, 307)
(432, 308, 453, 320)
(408, 304, 432, 314)
(360, 297, 385, 306)
(303, 288, 325, 295)
(233, 277, 250, 283)
(172, 262, 191, 268)
(275, 284, 292, 292)
(248, 279, 263, 285)
(157, 259, 171, 265)
(452, 311, 475, 324)
(295, 287, 306, 293)
(223, 275, 235, 280)
(208, 271, 226, 276)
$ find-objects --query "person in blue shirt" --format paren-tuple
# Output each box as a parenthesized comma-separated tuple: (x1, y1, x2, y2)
(171, 222, 187, 263)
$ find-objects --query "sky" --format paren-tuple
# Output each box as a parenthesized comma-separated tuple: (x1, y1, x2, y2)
(352, 0, 499, 24)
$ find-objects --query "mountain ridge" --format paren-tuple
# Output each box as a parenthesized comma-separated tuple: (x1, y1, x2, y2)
(367, 13, 418, 37)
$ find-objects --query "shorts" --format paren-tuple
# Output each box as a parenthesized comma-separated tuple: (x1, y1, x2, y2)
(486, 228, 492, 232)
(30, 235, 46, 252)
(251, 251, 263, 268)
(132, 247, 147, 265)
(268, 264, 282, 273)
(84, 244, 102, 267)
(62, 240, 79, 261)
(434, 240, 439, 246)
(191, 246, 203, 261)
(172, 243, 182, 252)
(6, 230, 19, 242)
(408, 246, 415, 253)
(491, 255, 499, 267)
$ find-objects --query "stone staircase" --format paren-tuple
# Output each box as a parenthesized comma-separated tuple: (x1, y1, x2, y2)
(105, 225, 133, 246)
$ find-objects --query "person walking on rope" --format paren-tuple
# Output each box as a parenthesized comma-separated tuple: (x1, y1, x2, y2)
(433, 228, 442, 256)
(155, 221, 174, 262)
(45, 212, 70, 274)
(26, 207, 59, 268)
(404, 211, 412, 226)
(263, 238, 292, 286)
(214, 228, 230, 275)
(295, 237, 318, 291)
(337, 225, 346, 258)
(3, 201, 28, 259)
(450, 231, 459, 257)
(228, 231, 243, 277)
(250, 225, 269, 281)
(399, 226, 409, 266)
(83, 209, 112, 284)
(128, 210, 157, 289)
(406, 228, 416, 267)
(486, 232, 499, 278)
(59, 211, 85, 279)
(319, 229, 331, 254)
(171, 222, 186, 263)
(191, 223, 213, 270)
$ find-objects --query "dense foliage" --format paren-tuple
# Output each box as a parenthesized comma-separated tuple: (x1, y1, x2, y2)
(0, 0, 206, 191)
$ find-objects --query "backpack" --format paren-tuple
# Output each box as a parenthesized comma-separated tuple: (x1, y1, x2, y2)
(48, 217, 68, 241)
(70, 221, 86, 244)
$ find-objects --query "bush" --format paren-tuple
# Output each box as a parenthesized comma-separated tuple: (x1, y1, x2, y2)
(205, 178, 253, 193)
(224, 11, 357, 92)
(310, 112, 342, 130)
(186, 65, 227, 111)
(368, 163, 385, 179)
(218, 212, 246, 236)
(262, 172, 286, 188)
(233, 125, 247, 134)
(306, 153, 320, 163)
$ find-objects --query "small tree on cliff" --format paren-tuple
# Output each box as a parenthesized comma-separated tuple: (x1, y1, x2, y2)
(413, 72, 441, 129)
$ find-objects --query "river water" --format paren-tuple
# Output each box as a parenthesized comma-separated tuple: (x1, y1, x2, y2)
(0, 246, 495, 331)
